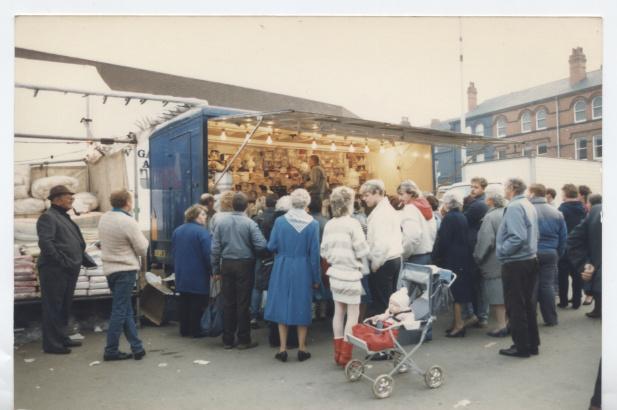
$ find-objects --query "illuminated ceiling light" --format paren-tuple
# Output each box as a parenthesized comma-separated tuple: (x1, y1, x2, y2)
(379, 142, 386, 154)
(220, 129, 227, 141)
(311, 139, 317, 150)
(330, 141, 337, 152)
(349, 144, 356, 153)
(363, 139, 370, 153)
(266, 134, 273, 145)
(413, 151, 420, 157)
(424, 153, 431, 159)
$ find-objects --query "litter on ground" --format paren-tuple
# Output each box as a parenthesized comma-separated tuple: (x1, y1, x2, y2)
(193, 360, 210, 366)
(24, 358, 35, 363)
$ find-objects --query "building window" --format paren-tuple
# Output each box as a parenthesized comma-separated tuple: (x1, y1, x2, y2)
(465, 126, 472, 134)
(536, 108, 547, 130)
(475, 123, 484, 136)
(496, 118, 507, 137)
(498, 150, 506, 160)
(537, 143, 548, 155)
(593, 135, 602, 159)
(575, 138, 588, 160)
(522, 144, 533, 157)
(574, 100, 587, 123)
(521, 111, 532, 133)
(592, 96, 602, 119)
(476, 153, 485, 162)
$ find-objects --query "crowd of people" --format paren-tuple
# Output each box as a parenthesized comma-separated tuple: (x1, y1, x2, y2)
(35, 158, 602, 404)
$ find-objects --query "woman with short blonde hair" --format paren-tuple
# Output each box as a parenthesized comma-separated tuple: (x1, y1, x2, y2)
(320, 186, 370, 366)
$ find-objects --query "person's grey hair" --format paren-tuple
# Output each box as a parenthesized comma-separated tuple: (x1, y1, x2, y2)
(505, 177, 527, 196)
(442, 191, 464, 212)
(290, 188, 311, 209)
(329, 186, 355, 218)
(359, 179, 385, 196)
(397, 179, 421, 198)
(484, 185, 506, 208)
(275, 195, 292, 212)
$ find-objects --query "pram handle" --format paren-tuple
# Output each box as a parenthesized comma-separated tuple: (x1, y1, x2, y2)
(361, 318, 403, 332)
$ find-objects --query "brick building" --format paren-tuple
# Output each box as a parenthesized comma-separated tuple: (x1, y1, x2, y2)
(433, 47, 602, 186)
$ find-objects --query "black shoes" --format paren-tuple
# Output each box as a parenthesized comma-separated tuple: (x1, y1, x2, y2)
(275, 351, 288, 362)
(133, 350, 146, 360)
(297, 350, 311, 362)
(103, 351, 133, 361)
(63, 339, 82, 348)
(586, 311, 601, 319)
(499, 346, 530, 358)
(487, 328, 509, 338)
(237, 341, 259, 350)
(44, 347, 71, 355)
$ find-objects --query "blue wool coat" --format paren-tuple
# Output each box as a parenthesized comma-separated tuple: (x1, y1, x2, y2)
(264, 217, 321, 326)
(171, 222, 212, 295)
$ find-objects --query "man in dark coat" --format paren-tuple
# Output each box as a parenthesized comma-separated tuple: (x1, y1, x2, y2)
(566, 203, 602, 410)
(36, 185, 89, 354)
(557, 183, 587, 308)
(463, 177, 489, 327)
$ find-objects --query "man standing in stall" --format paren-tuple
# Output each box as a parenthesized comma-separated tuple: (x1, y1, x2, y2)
(304, 155, 328, 203)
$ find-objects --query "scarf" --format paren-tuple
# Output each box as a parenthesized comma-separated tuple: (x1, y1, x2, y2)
(284, 208, 313, 233)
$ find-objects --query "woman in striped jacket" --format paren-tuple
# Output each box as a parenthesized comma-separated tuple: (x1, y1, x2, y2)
(321, 186, 370, 366)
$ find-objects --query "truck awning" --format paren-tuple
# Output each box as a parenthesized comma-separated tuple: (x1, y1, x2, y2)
(208, 110, 511, 147)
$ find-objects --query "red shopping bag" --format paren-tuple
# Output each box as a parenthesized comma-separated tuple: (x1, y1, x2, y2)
(352, 323, 398, 351)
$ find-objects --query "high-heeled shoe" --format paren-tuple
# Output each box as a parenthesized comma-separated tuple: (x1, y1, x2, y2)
(486, 328, 508, 338)
(445, 328, 466, 338)
(275, 351, 288, 362)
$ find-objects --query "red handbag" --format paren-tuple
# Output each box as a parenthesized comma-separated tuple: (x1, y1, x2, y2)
(352, 323, 398, 351)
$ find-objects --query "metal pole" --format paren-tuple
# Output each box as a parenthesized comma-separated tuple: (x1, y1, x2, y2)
(14, 133, 137, 144)
(555, 96, 561, 158)
(25, 158, 86, 166)
(213, 117, 264, 188)
(458, 17, 467, 182)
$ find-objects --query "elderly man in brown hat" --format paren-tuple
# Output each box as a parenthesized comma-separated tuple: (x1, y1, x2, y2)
(37, 185, 91, 354)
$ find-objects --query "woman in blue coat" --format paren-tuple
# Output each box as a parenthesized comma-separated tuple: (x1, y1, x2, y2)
(171, 204, 212, 338)
(432, 191, 474, 338)
(265, 189, 321, 362)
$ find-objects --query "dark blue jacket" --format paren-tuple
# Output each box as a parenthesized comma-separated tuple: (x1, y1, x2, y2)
(531, 197, 568, 256)
(172, 222, 212, 295)
(558, 200, 586, 233)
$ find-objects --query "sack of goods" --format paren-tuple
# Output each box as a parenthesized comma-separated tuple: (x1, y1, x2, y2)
(14, 198, 46, 216)
(31, 175, 79, 200)
(72, 192, 99, 214)
(14, 254, 38, 299)
(14, 165, 31, 188)
(74, 289, 88, 297)
(88, 288, 111, 296)
(14, 219, 39, 242)
(14, 185, 30, 200)
(75, 281, 90, 290)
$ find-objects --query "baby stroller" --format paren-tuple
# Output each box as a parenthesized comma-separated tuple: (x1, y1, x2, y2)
(345, 263, 456, 399)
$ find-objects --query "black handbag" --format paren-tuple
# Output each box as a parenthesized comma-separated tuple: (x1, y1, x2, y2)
(82, 252, 98, 268)
(255, 257, 275, 291)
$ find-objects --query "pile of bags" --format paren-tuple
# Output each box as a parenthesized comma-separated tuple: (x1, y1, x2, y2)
(75, 251, 110, 297)
(14, 254, 39, 299)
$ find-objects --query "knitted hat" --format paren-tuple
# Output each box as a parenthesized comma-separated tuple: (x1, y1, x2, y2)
(389, 288, 410, 310)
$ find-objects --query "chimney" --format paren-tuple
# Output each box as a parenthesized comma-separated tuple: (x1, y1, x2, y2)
(400, 116, 411, 126)
(467, 82, 477, 111)
(569, 47, 587, 85)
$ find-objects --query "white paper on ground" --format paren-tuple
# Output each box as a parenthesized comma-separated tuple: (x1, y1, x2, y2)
(484, 342, 497, 348)
(193, 360, 210, 366)
(454, 399, 472, 408)
(89, 361, 101, 367)
(69, 333, 85, 341)
(94, 326, 103, 333)
(24, 358, 35, 363)
(158, 363, 168, 368)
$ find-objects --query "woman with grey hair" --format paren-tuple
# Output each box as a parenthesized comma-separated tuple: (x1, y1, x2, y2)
(473, 186, 508, 337)
(264, 188, 321, 362)
(397, 179, 437, 265)
(321, 186, 370, 366)
(432, 190, 475, 337)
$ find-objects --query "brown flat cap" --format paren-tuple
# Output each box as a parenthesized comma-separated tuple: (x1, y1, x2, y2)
(47, 185, 75, 200)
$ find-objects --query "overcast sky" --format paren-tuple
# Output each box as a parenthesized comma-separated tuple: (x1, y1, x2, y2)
(15, 16, 602, 126)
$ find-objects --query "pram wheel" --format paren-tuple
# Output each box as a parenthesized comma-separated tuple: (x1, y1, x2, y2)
(424, 365, 444, 388)
(372, 374, 394, 399)
(344, 360, 364, 382)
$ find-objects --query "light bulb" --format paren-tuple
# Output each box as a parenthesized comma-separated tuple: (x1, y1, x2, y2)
(379, 144, 386, 154)
(220, 130, 227, 141)
(364, 144, 370, 153)
(266, 134, 273, 145)
(424, 153, 430, 159)
(311, 139, 317, 150)
(349, 144, 355, 153)
(413, 151, 420, 157)
(330, 142, 337, 152)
